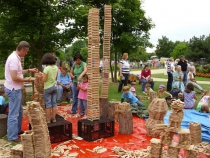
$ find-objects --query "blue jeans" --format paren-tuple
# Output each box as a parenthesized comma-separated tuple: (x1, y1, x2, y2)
(182, 71, 187, 86)
(71, 82, 79, 114)
(57, 84, 73, 101)
(141, 79, 154, 92)
(44, 85, 57, 108)
(78, 99, 87, 115)
(133, 100, 145, 106)
(5, 88, 22, 140)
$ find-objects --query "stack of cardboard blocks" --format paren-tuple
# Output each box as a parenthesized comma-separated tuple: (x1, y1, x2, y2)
(10, 144, 23, 158)
(149, 100, 201, 158)
(34, 73, 45, 110)
(21, 131, 34, 158)
(101, 5, 112, 99)
(145, 98, 168, 136)
(87, 8, 100, 121)
(26, 101, 51, 158)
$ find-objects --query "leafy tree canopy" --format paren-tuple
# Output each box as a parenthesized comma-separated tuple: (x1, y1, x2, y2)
(155, 36, 175, 58)
(66, 39, 88, 61)
(171, 42, 190, 59)
(0, 0, 89, 69)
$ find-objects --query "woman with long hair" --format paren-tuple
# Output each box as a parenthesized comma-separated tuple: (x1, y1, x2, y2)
(140, 65, 154, 92)
(70, 54, 87, 115)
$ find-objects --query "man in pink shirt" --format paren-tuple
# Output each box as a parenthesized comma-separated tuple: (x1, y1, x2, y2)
(4, 41, 38, 142)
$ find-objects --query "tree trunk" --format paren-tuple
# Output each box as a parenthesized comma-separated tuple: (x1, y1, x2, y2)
(114, 51, 117, 82)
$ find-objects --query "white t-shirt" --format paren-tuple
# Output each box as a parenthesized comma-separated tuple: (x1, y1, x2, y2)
(99, 60, 103, 68)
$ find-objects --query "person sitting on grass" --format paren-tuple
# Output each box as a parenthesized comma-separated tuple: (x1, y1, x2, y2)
(143, 83, 153, 97)
(142, 83, 154, 100)
(121, 86, 145, 106)
(196, 90, 210, 113)
(157, 84, 172, 98)
(183, 83, 197, 109)
(187, 67, 204, 94)
(0, 86, 9, 114)
(130, 82, 138, 99)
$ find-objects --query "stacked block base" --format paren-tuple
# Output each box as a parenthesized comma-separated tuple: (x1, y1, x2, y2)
(78, 117, 114, 142)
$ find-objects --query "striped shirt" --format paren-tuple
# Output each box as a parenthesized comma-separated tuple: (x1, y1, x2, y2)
(167, 62, 175, 73)
(120, 59, 130, 74)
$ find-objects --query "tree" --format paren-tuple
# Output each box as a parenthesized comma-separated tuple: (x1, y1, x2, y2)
(66, 39, 88, 61)
(0, 0, 89, 69)
(185, 35, 208, 62)
(171, 42, 190, 59)
(155, 36, 175, 58)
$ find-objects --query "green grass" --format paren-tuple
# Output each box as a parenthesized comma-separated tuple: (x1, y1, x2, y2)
(107, 81, 210, 109)
(130, 67, 164, 71)
(151, 73, 210, 82)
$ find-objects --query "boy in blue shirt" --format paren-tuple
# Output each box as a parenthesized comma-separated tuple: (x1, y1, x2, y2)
(121, 86, 145, 106)
(0, 86, 9, 114)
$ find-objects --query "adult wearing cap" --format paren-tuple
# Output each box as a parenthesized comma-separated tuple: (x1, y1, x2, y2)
(4, 41, 38, 142)
(177, 55, 188, 86)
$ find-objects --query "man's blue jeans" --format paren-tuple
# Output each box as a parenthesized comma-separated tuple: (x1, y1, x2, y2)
(182, 71, 187, 86)
(5, 88, 22, 140)
(57, 84, 73, 101)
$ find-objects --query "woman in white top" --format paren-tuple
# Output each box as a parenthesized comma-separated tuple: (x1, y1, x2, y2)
(187, 67, 204, 93)
(118, 53, 130, 93)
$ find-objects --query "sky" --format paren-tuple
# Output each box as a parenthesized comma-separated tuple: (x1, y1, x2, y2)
(143, 0, 210, 52)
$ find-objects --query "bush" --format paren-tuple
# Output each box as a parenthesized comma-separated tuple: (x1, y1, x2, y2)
(111, 65, 119, 71)
(196, 64, 210, 73)
(0, 64, 5, 79)
(196, 64, 210, 78)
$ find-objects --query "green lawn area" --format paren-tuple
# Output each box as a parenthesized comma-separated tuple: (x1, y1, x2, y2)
(130, 67, 164, 71)
(107, 81, 210, 109)
(152, 73, 210, 82)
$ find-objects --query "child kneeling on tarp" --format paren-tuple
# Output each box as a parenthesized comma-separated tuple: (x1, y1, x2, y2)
(121, 86, 145, 106)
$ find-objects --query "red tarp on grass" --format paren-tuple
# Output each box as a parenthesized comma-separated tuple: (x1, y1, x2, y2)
(21, 105, 210, 158)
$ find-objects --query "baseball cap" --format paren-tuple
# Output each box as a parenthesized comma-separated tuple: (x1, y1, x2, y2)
(159, 84, 165, 89)
(180, 55, 185, 58)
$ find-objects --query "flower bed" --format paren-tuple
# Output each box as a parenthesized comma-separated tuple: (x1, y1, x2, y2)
(196, 64, 210, 78)
(196, 72, 210, 78)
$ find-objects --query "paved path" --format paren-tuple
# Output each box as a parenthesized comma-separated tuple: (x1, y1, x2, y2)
(0, 68, 210, 84)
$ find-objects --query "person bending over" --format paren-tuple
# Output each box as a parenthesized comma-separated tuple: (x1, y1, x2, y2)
(121, 86, 145, 106)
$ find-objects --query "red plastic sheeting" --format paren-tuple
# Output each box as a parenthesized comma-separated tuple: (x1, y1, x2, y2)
(21, 105, 210, 158)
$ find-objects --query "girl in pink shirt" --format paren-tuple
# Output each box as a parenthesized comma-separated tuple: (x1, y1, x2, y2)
(75, 74, 88, 119)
